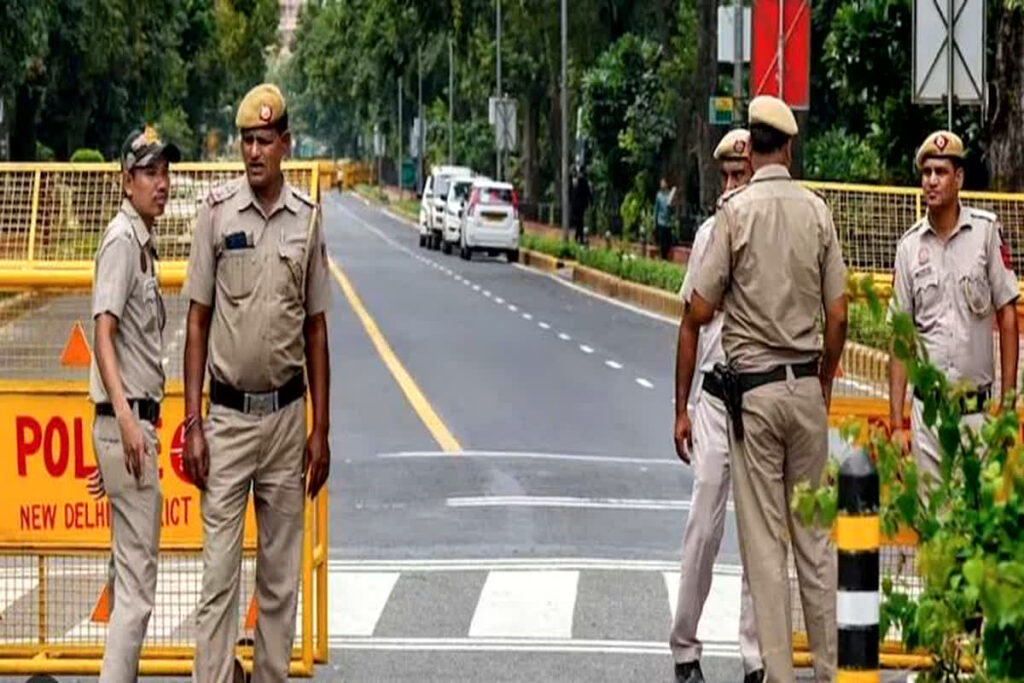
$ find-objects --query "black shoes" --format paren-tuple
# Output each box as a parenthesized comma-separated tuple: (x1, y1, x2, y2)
(742, 669, 765, 683)
(674, 661, 705, 683)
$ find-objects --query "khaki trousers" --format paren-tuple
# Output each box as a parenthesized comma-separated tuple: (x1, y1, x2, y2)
(93, 415, 162, 683)
(729, 374, 836, 683)
(192, 399, 306, 683)
(670, 391, 761, 673)
(910, 398, 986, 491)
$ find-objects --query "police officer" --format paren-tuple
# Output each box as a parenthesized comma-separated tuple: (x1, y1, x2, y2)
(671, 128, 762, 683)
(182, 83, 332, 682)
(889, 131, 1019, 490)
(674, 96, 846, 682)
(89, 126, 179, 681)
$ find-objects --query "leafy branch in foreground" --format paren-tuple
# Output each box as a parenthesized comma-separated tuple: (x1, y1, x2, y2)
(792, 276, 1024, 681)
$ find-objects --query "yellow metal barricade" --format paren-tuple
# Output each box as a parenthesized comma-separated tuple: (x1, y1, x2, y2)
(0, 161, 329, 676)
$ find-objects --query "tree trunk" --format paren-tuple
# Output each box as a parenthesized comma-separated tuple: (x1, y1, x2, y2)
(695, 0, 719, 210)
(11, 83, 39, 160)
(521, 92, 541, 204)
(987, 4, 1024, 191)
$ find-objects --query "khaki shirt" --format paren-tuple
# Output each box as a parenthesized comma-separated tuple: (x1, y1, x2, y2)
(184, 177, 331, 392)
(890, 204, 1019, 387)
(89, 200, 166, 403)
(693, 164, 847, 372)
(680, 216, 725, 410)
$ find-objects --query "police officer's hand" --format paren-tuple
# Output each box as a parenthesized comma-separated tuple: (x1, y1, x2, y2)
(819, 376, 834, 412)
(86, 469, 106, 500)
(891, 428, 910, 454)
(184, 420, 210, 491)
(674, 411, 693, 465)
(117, 412, 146, 482)
(305, 428, 330, 498)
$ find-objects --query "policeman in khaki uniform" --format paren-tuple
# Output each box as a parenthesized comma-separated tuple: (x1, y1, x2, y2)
(889, 131, 1019, 488)
(675, 96, 846, 682)
(89, 127, 180, 681)
(183, 83, 332, 682)
(671, 128, 762, 683)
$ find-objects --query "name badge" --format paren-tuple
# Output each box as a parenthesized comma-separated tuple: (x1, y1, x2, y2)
(224, 232, 251, 250)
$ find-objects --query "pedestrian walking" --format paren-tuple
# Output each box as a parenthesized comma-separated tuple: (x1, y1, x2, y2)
(673, 95, 846, 682)
(670, 127, 763, 683)
(655, 177, 677, 260)
(570, 169, 591, 245)
(182, 83, 332, 683)
(889, 131, 1019, 492)
(89, 126, 179, 682)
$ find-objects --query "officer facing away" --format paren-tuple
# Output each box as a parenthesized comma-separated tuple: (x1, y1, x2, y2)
(89, 126, 179, 681)
(889, 131, 1019, 490)
(674, 95, 846, 682)
(670, 128, 763, 683)
(182, 83, 332, 682)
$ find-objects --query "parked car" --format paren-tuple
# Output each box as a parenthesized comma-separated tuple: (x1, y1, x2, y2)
(460, 179, 521, 263)
(418, 165, 472, 250)
(441, 176, 476, 254)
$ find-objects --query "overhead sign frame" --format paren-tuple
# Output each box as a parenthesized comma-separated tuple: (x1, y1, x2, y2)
(912, 0, 985, 106)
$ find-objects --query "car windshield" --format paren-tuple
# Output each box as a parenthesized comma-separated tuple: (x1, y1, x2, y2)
(433, 176, 451, 197)
(477, 187, 513, 204)
(452, 182, 472, 201)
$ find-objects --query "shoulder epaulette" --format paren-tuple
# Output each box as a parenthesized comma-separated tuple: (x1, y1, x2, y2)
(898, 217, 927, 245)
(716, 184, 749, 209)
(206, 179, 242, 206)
(292, 188, 316, 207)
(966, 206, 997, 224)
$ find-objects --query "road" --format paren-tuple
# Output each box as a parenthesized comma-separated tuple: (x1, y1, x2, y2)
(321, 191, 754, 682)
(0, 191, 901, 681)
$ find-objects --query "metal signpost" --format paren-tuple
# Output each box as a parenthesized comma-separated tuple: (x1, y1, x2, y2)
(913, 0, 984, 128)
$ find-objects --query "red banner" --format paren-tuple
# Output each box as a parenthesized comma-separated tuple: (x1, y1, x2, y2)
(751, 0, 811, 110)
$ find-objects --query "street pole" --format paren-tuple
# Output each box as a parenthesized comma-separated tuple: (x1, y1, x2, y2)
(946, 0, 954, 130)
(560, 0, 569, 242)
(418, 46, 424, 193)
(496, 0, 502, 181)
(733, 0, 743, 122)
(398, 74, 403, 198)
(449, 37, 454, 164)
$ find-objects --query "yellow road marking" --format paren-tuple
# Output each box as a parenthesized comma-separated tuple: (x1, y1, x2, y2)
(328, 256, 462, 454)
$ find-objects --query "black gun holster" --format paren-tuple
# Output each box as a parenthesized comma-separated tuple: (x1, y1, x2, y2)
(710, 362, 745, 441)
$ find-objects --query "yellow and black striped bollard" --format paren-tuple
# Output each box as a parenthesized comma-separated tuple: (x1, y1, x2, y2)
(836, 448, 879, 682)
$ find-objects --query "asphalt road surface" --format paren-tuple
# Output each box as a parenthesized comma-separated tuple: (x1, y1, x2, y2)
(0, 191, 912, 682)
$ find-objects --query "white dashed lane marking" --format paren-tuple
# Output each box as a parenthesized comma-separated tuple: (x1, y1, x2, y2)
(559, 333, 571, 341)
(636, 378, 654, 389)
(605, 360, 622, 370)
(579, 345, 594, 354)
(538, 322, 551, 330)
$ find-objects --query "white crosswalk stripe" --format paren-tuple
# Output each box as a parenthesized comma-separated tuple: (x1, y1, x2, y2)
(329, 571, 400, 636)
(469, 570, 579, 639)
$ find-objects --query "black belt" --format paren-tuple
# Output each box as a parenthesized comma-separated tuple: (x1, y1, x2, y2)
(210, 374, 305, 415)
(737, 360, 819, 393)
(913, 385, 990, 415)
(95, 399, 160, 424)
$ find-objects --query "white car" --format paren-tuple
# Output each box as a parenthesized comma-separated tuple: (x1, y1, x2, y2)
(418, 165, 472, 250)
(441, 176, 476, 254)
(460, 179, 521, 263)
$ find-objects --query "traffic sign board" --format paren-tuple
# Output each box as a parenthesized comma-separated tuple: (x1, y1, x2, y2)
(709, 97, 734, 126)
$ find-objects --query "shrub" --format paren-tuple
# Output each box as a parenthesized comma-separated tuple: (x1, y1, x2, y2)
(794, 278, 1024, 680)
(70, 148, 105, 163)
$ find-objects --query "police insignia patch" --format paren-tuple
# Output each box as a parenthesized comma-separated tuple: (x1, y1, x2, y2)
(918, 247, 930, 265)
(259, 104, 273, 122)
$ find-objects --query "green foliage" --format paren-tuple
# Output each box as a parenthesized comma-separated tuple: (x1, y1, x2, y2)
(793, 275, 1024, 680)
(805, 128, 883, 183)
(847, 300, 892, 350)
(69, 148, 104, 163)
(35, 142, 55, 161)
(4, 0, 279, 161)
(519, 232, 685, 292)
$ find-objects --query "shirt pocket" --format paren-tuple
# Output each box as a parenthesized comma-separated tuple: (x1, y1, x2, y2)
(218, 247, 258, 300)
(141, 276, 165, 332)
(277, 231, 307, 302)
(912, 265, 940, 313)
(960, 265, 993, 317)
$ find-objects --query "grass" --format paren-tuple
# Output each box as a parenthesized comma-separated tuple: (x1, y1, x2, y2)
(520, 233, 685, 293)
(352, 184, 420, 221)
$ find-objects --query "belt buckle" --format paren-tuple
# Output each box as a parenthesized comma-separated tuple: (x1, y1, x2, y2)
(244, 391, 278, 416)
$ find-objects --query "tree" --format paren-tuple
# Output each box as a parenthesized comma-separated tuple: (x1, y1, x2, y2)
(987, 0, 1024, 190)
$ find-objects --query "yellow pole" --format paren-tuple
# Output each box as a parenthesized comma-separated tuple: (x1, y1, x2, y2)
(316, 491, 329, 663)
(301, 500, 314, 672)
(27, 169, 42, 263)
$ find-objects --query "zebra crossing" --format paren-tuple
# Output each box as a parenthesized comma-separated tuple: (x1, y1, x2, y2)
(326, 558, 747, 656)
(0, 557, 750, 657)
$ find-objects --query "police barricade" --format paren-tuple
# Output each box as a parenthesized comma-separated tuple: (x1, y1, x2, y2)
(0, 161, 329, 676)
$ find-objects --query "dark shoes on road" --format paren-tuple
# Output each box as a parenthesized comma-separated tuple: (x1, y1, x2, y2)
(674, 661, 764, 683)
(674, 662, 704, 683)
